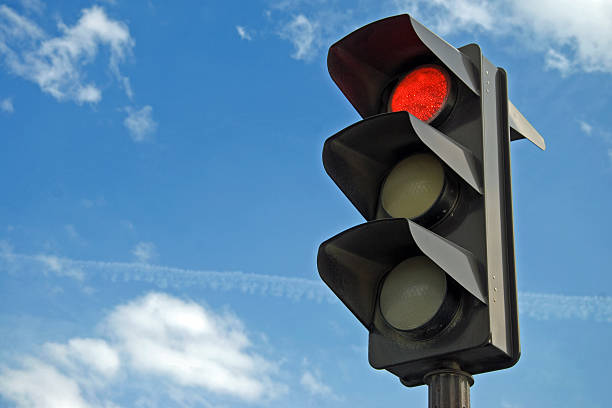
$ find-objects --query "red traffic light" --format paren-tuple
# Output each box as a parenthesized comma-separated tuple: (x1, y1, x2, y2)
(388, 65, 452, 123)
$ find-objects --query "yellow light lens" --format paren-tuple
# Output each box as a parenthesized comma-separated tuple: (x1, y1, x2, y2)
(380, 153, 445, 219)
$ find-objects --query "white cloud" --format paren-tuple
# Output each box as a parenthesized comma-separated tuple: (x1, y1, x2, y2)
(393, 0, 612, 74)
(1, 97, 14, 113)
(124, 105, 157, 142)
(545, 49, 572, 76)
(511, 0, 612, 74)
(45, 338, 120, 380)
(279, 14, 318, 61)
(420, 0, 612, 74)
(0, 292, 287, 406)
(236, 25, 252, 41)
(579, 120, 593, 136)
(76, 84, 102, 104)
(131, 241, 157, 263)
(105, 292, 287, 401)
(300, 370, 334, 397)
(0, 5, 133, 103)
(0, 359, 94, 408)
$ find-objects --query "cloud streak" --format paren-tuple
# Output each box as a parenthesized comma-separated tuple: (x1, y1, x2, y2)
(1, 251, 611, 322)
(519, 292, 612, 323)
(1, 252, 333, 303)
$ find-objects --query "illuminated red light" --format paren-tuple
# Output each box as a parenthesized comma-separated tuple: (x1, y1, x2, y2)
(388, 65, 450, 123)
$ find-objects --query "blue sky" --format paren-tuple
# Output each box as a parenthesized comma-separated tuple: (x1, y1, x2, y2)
(0, 0, 611, 407)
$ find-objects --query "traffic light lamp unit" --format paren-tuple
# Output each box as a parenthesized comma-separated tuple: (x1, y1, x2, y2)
(317, 14, 545, 388)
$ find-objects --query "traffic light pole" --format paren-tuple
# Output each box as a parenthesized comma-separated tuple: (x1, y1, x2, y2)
(424, 362, 473, 408)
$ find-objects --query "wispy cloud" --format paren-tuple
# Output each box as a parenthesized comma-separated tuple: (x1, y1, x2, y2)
(577, 120, 612, 163)
(300, 370, 335, 397)
(123, 105, 157, 142)
(131, 241, 157, 263)
(0, 5, 133, 104)
(278, 14, 319, 61)
(0, 292, 287, 406)
(519, 292, 612, 323)
(1, 97, 14, 113)
(236, 25, 252, 41)
(545, 49, 572, 76)
(579, 120, 593, 136)
(18, 0, 45, 15)
(1, 251, 612, 321)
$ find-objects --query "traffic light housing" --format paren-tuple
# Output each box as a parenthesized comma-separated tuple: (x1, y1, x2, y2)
(317, 15, 545, 387)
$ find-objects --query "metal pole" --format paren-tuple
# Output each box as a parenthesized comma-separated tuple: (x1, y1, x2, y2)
(423, 362, 474, 408)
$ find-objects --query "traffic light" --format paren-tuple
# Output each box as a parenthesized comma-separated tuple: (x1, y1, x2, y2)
(317, 14, 545, 387)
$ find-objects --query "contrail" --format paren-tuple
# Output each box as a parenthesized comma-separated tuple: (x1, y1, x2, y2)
(1, 252, 611, 322)
(0, 252, 334, 303)
(518, 292, 612, 323)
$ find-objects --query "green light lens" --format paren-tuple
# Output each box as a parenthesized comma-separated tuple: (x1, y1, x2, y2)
(379, 256, 448, 331)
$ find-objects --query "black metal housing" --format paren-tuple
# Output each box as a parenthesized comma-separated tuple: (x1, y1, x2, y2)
(317, 14, 545, 387)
